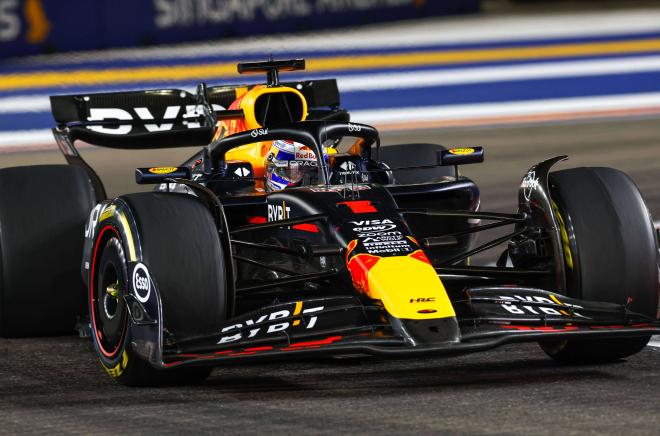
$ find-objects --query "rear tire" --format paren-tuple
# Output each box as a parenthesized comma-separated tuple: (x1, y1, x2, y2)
(539, 167, 659, 363)
(0, 165, 95, 337)
(90, 192, 226, 386)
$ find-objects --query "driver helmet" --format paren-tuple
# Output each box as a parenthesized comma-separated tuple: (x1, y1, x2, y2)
(265, 140, 328, 191)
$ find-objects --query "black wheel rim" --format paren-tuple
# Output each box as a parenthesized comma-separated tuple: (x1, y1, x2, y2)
(91, 228, 128, 359)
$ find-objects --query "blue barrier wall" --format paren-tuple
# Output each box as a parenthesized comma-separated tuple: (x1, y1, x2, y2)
(0, 0, 480, 58)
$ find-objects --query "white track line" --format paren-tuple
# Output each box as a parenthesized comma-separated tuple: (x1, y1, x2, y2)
(0, 130, 54, 148)
(7, 55, 660, 115)
(352, 92, 660, 124)
(0, 95, 51, 114)
(0, 85, 201, 115)
(5, 92, 660, 149)
(337, 56, 660, 92)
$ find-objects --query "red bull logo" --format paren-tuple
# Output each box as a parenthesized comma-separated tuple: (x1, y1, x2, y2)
(346, 240, 381, 296)
(295, 145, 316, 161)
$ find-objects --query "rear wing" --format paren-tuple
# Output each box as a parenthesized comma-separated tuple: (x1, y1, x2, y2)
(49, 58, 342, 203)
(50, 79, 340, 149)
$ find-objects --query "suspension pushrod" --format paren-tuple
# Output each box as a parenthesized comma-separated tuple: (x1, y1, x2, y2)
(435, 265, 553, 278)
(237, 270, 339, 293)
(233, 255, 300, 276)
(231, 240, 305, 257)
(398, 209, 526, 222)
(440, 228, 528, 266)
(440, 218, 518, 239)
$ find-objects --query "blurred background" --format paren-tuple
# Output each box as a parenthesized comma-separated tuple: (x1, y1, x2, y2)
(2, 4, 659, 430)
(1, 0, 659, 257)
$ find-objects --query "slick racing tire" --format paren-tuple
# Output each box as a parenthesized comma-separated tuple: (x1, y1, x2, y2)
(90, 192, 226, 386)
(377, 143, 453, 185)
(540, 167, 659, 363)
(0, 165, 96, 337)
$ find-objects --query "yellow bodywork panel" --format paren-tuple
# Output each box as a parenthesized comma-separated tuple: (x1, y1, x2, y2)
(221, 85, 309, 178)
(366, 256, 456, 320)
(225, 142, 271, 178)
(238, 85, 308, 130)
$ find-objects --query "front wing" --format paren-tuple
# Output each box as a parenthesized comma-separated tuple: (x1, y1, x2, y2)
(124, 272, 660, 368)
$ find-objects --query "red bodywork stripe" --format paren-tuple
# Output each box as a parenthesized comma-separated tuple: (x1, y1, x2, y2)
(243, 346, 275, 352)
(287, 336, 343, 348)
(226, 346, 275, 357)
(292, 223, 320, 233)
(337, 200, 377, 213)
(409, 249, 431, 265)
(502, 325, 580, 332)
(247, 216, 319, 232)
(247, 216, 267, 224)
(163, 336, 345, 366)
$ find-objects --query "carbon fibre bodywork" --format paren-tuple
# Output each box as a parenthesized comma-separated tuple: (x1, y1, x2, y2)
(75, 139, 659, 369)
(52, 60, 659, 373)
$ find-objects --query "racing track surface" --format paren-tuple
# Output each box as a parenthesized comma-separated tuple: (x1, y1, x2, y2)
(1, 118, 659, 434)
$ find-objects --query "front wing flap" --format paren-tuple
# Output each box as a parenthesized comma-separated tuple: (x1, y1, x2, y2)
(454, 286, 651, 326)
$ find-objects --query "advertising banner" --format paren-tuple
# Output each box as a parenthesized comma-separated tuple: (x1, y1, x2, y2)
(1, 0, 480, 58)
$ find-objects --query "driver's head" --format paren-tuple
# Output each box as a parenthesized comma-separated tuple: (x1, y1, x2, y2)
(265, 140, 328, 192)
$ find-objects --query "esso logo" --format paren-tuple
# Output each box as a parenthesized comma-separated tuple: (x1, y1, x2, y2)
(250, 128, 269, 138)
(132, 263, 151, 303)
(148, 166, 177, 174)
(448, 148, 475, 155)
(348, 124, 361, 132)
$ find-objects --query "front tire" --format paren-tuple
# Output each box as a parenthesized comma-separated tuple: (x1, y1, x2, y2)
(540, 167, 659, 363)
(89, 192, 225, 386)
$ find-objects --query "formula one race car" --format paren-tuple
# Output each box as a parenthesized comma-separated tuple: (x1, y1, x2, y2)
(0, 59, 658, 386)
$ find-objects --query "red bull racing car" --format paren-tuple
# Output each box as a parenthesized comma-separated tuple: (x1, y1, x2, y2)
(0, 59, 658, 386)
